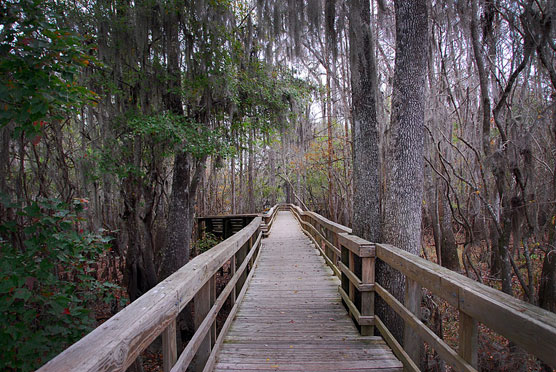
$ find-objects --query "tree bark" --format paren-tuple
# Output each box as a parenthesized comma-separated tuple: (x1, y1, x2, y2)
(348, 0, 381, 242)
(379, 1, 428, 360)
(248, 127, 255, 212)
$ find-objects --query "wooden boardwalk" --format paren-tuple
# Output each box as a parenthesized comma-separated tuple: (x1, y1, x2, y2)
(212, 211, 402, 371)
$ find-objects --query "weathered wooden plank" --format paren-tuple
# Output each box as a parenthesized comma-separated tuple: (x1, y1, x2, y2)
(375, 283, 476, 372)
(338, 233, 376, 257)
(162, 320, 177, 372)
(171, 232, 262, 372)
(376, 242, 556, 368)
(202, 234, 264, 372)
(38, 217, 262, 372)
(339, 262, 375, 292)
(375, 316, 419, 372)
(339, 286, 374, 326)
(403, 278, 421, 366)
(458, 310, 478, 368)
(295, 219, 341, 277)
(360, 256, 375, 336)
(193, 281, 212, 372)
(211, 211, 401, 372)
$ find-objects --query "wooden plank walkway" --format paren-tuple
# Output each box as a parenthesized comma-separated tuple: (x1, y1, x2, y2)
(212, 211, 402, 371)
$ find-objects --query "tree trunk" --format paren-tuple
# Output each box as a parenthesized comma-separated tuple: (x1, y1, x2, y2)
(379, 1, 428, 363)
(439, 180, 460, 271)
(160, 154, 205, 279)
(269, 145, 277, 207)
(231, 156, 236, 214)
(248, 127, 255, 212)
(326, 58, 334, 221)
(0, 124, 10, 220)
(348, 0, 381, 242)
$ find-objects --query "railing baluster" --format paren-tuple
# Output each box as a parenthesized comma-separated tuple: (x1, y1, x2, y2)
(193, 280, 212, 372)
(162, 319, 177, 372)
(404, 278, 422, 365)
(236, 241, 247, 292)
(458, 310, 478, 368)
(230, 255, 236, 306)
(348, 250, 355, 319)
(361, 255, 375, 336)
(210, 275, 216, 347)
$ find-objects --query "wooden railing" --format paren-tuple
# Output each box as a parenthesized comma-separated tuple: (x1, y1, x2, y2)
(286, 203, 556, 371)
(197, 214, 257, 240)
(38, 206, 280, 372)
(261, 205, 279, 237)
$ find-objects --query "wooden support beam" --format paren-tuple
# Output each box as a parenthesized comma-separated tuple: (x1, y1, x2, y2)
(360, 256, 375, 336)
(171, 232, 262, 372)
(375, 283, 476, 372)
(193, 281, 211, 372)
(403, 278, 422, 366)
(230, 255, 236, 306)
(375, 316, 420, 372)
(458, 310, 478, 368)
(162, 319, 177, 372)
(210, 276, 216, 348)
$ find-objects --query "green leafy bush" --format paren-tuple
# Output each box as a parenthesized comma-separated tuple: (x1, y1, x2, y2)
(0, 198, 117, 371)
(195, 232, 222, 255)
(0, 0, 96, 136)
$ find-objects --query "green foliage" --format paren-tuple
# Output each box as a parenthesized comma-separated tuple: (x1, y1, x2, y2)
(0, 0, 96, 138)
(0, 198, 117, 371)
(195, 232, 221, 254)
(128, 112, 234, 159)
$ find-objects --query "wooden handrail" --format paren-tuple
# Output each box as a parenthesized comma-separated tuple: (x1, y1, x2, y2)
(37, 207, 280, 372)
(285, 203, 556, 371)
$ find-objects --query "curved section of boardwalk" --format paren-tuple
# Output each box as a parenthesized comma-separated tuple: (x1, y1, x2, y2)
(212, 211, 402, 371)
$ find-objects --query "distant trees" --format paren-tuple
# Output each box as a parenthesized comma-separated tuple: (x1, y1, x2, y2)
(0, 0, 310, 368)
(4, 0, 556, 370)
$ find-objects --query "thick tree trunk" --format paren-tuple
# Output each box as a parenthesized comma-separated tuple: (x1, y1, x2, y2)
(269, 145, 277, 207)
(231, 157, 236, 214)
(326, 60, 335, 221)
(539, 91, 556, 313)
(348, 0, 381, 242)
(159, 153, 204, 279)
(379, 1, 428, 364)
(0, 124, 10, 220)
(248, 127, 255, 212)
(123, 153, 158, 302)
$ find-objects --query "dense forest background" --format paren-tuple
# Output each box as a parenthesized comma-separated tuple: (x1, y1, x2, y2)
(1, 0, 556, 370)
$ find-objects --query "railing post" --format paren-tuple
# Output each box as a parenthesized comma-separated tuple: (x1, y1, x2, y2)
(236, 240, 248, 293)
(348, 251, 355, 319)
(404, 278, 422, 365)
(458, 310, 478, 368)
(162, 319, 177, 372)
(360, 255, 375, 336)
(230, 255, 236, 306)
(248, 234, 254, 267)
(193, 280, 211, 372)
(332, 232, 340, 267)
(210, 275, 216, 347)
